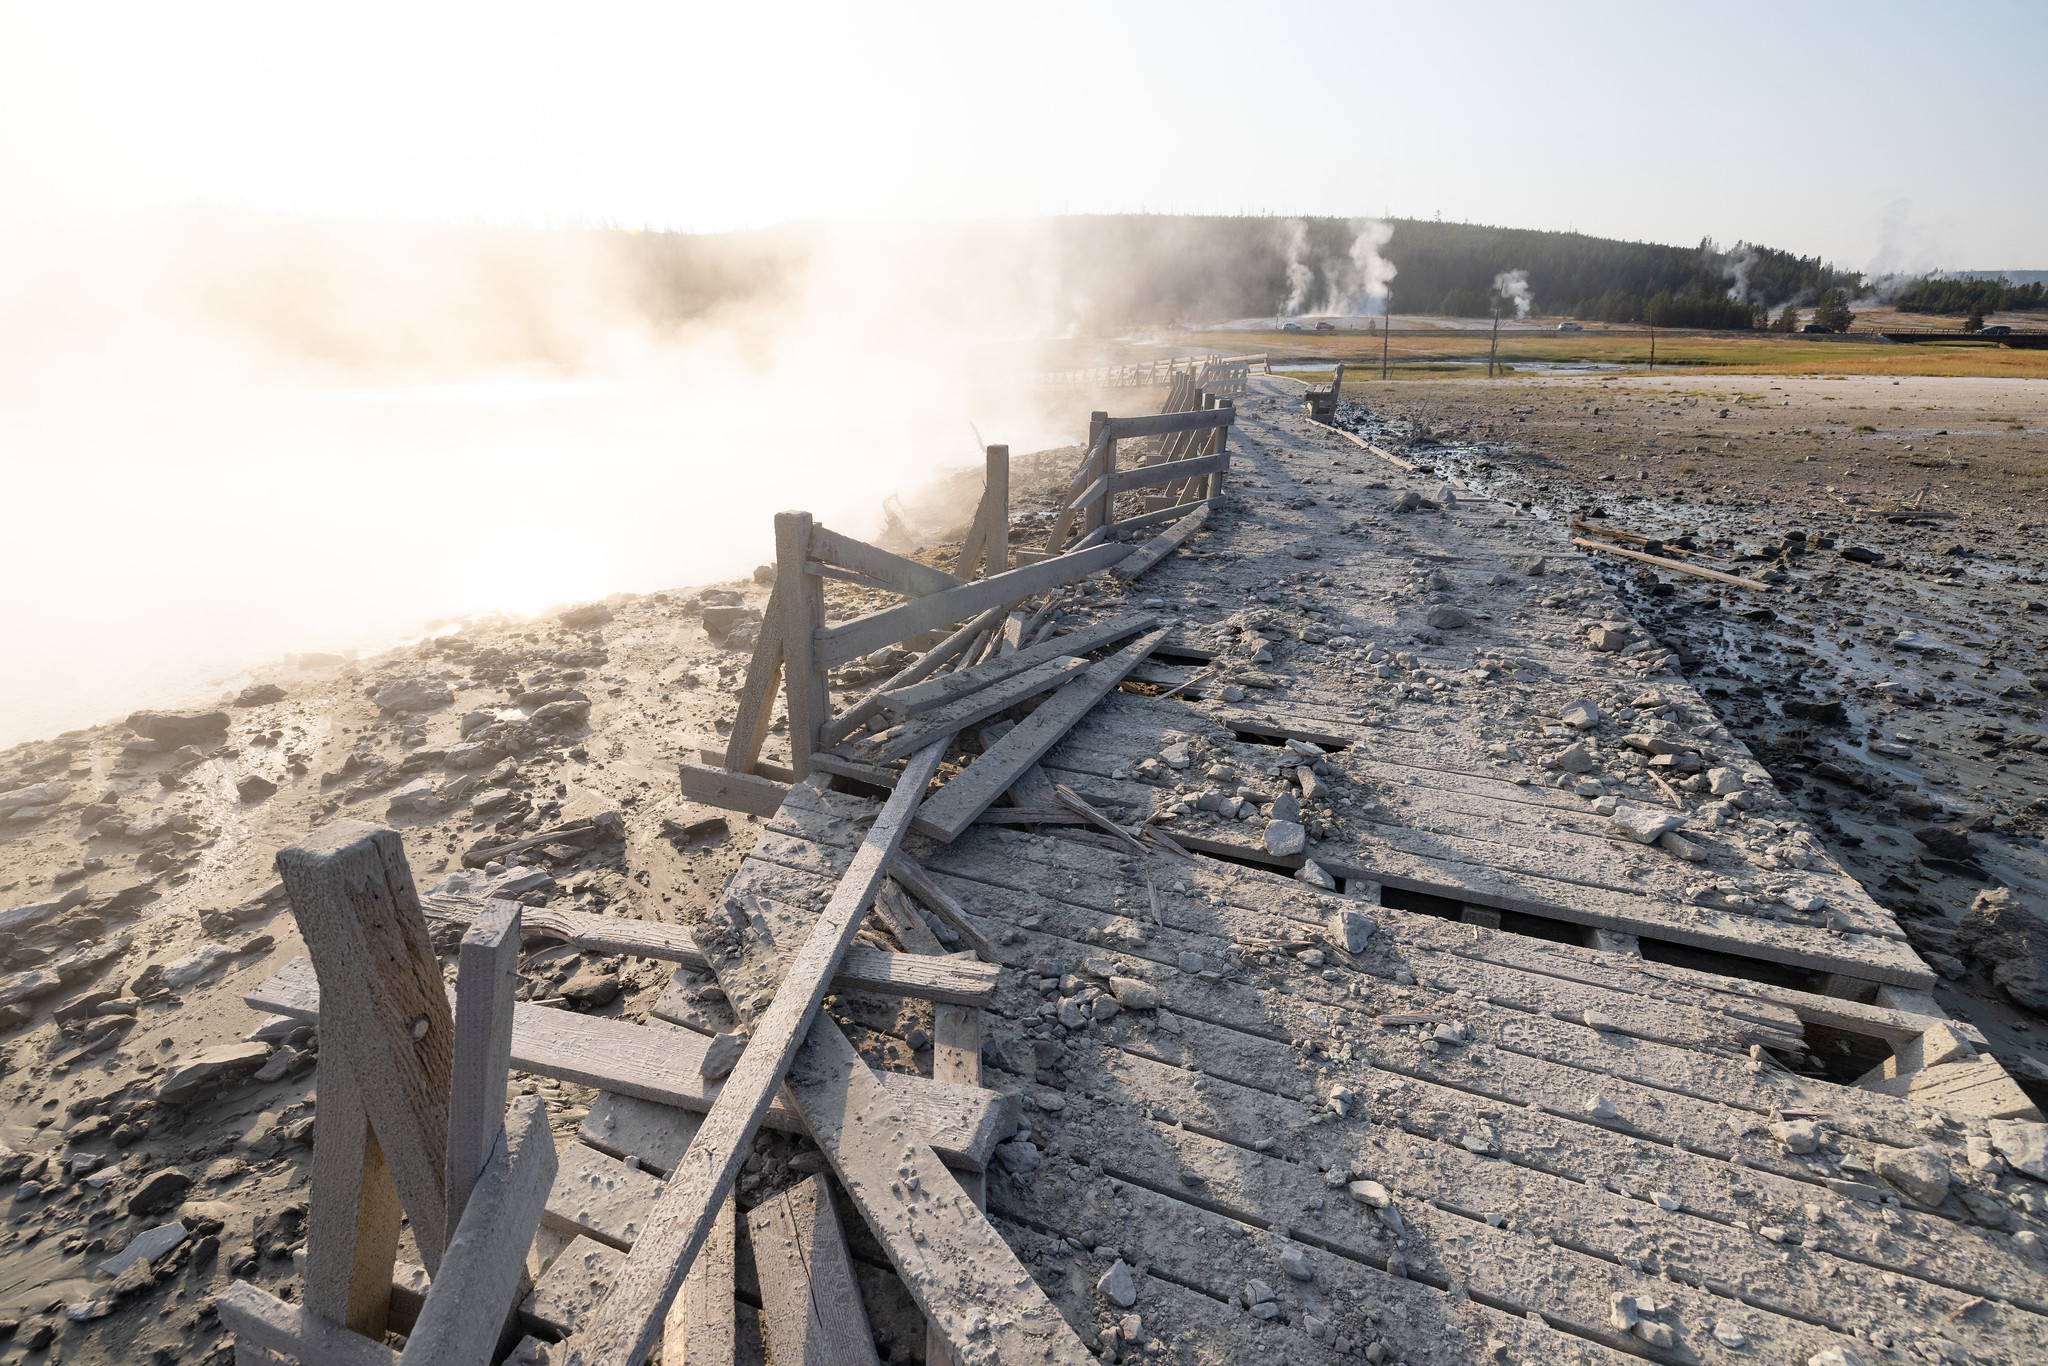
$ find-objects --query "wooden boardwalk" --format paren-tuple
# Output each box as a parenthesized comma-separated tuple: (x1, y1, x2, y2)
(240, 383, 2048, 1364)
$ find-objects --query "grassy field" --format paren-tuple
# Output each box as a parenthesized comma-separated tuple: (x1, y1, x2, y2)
(1188, 326, 2048, 380)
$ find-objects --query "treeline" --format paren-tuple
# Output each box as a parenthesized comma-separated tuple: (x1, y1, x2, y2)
(1893, 275, 2047, 315)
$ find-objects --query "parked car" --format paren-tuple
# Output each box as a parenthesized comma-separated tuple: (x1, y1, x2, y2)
(1314, 321, 1336, 332)
(1556, 322, 1583, 332)
(1802, 323, 1834, 334)
(1282, 323, 1302, 332)
(1979, 324, 2013, 336)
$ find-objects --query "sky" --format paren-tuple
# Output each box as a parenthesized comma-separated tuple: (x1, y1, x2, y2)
(2, 0, 2042, 272)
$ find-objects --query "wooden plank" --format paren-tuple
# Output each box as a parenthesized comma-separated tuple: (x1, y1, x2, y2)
(888, 857, 999, 962)
(925, 1002, 982, 1366)
(216, 1281, 397, 1366)
(1570, 536, 1777, 592)
(679, 762, 790, 818)
(301, 1059, 405, 1339)
(689, 868, 1087, 1366)
(665, 1194, 737, 1365)
(873, 878, 947, 956)
(245, 960, 1011, 1166)
(804, 750, 903, 789)
(278, 822, 456, 1294)
(579, 1092, 704, 1179)
(809, 524, 960, 599)
(699, 746, 799, 785)
(444, 901, 519, 1240)
(1101, 406, 1237, 440)
(1111, 504, 1210, 584)
(421, 895, 996, 1007)
(399, 1096, 556, 1366)
(813, 541, 1133, 668)
(567, 744, 950, 1366)
(722, 582, 787, 778)
(746, 1174, 881, 1366)
(855, 655, 1088, 761)
(818, 605, 1011, 747)
(776, 512, 830, 780)
(951, 445, 1008, 581)
(912, 626, 1171, 842)
(522, 1235, 627, 1340)
(545, 1142, 666, 1251)
(875, 613, 1157, 720)
(1105, 451, 1229, 494)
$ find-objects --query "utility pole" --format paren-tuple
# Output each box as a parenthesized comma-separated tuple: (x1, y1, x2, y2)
(1488, 306, 1501, 379)
(1381, 291, 1391, 381)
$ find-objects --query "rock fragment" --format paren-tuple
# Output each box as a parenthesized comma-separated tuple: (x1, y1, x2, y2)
(1097, 1258, 1137, 1307)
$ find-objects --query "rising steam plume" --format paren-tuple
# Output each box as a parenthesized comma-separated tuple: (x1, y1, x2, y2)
(1492, 268, 1532, 318)
(1277, 218, 1398, 316)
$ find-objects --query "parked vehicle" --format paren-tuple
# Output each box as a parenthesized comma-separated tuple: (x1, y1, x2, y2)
(1802, 323, 1834, 334)
(1979, 324, 2013, 336)
(1314, 321, 1335, 332)
(1556, 322, 1583, 332)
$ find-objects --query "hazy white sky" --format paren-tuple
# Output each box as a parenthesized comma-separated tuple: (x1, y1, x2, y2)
(2, 0, 2041, 270)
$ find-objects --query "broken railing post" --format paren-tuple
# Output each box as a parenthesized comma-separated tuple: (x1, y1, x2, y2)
(775, 510, 829, 781)
(276, 822, 456, 1336)
(445, 900, 520, 1237)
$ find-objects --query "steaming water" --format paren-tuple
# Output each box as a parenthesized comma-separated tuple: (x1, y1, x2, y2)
(1, 376, 1048, 748)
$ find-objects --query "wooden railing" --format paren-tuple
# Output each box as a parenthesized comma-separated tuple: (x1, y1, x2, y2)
(1037, 352, 1267, 391)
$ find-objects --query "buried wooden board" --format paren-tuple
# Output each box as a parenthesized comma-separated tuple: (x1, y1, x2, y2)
(421, 893, 999, 1007)
(746, 1174, 882, 1366)
(245, 960, 1011, 1170)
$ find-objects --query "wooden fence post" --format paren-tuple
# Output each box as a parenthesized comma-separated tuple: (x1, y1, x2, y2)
(445, 900, 520, 1237)
(277, 822, 456, 1332)
(1207, 397, 1232, 501)
(774, 511, 829, 781)
(954, 445, 1009, 580)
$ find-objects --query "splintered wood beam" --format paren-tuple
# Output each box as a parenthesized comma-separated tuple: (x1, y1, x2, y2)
(746, 1175, 882, 1366)
(417, 894, 998, 1006)
(245, 960, 1011, 1166)
(818, 603, 1013, 746)
(1113, 504, 1210, 584)
(277, 822, 455, 1293)
(565, 743, 950, 1366)
(398, 1097, 557, 1366)
(814, 541, 1133, 668)
(776, 512, 831, 780)
(722, 577, 788, 778)
(662, 1194, 736, 1363)
(678, 761, 791, 818)
(913, 626, 1172, 841)
(856, 654, 1088, 761)
(887, 857, 1000, 963)
(876, 613, 1157, 720)
(216, 1282, 397, 1366)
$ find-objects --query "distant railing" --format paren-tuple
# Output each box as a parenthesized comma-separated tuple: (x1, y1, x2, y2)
(1038, 353, 1268, 391)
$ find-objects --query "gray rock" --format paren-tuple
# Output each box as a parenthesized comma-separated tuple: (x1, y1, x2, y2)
(1244, 1277, 1277, 1304)
(1989, 1119, 2048, 1179)
(366, 675, 454, 713)
(1958, 888, 2048, 1015)
(1560, 700, 1599, 730)
(385, 778, 437, 814)
(1176, 952, 1206, 974)
(1706, 766, 1746, 795)
(1552, 743, 1596, 775)
(1772, 1119, 1823, 1154)
(125, 711, 229, 746)
(1517, 557, 1546, 576)
(99, 1221, 187, 1277)
(1058, 996, 1090, 1028)
(1263, 821, 1307, 858)
(1097, 1259, 1137, 1307)
(1108, 977, 1160, 1010)
(1279, 1245, 1315, 1281)
(234, 683, 287, 707)
(559, 602, 614, 628)
(531, 699, 593, 729)
(251, 1047, 304, 1084)
(1092, 996, 1120, 1021)
(1609, 804, 1685, 844)
(0, 781, 72, 816)
(698, 1032, 748, 1080)
(0, 968, 64, 1008)
(127, 1168, 191, 1216)
(1426, 607, 1470, 630)
(1295, 859, 1336, 890)
(1587, 626, 1630, 652)
(1347, 1179, 1390, 1208)
(1329, 909, 1375, 952)
(1873, 1146, 1951, 1205)
(1267, 793, 1302, 824)
(156, 1043, 272, 1105)
(160, 943, 234, 990)
(236, 775, 278, 803)
(996, 1140, 1040, 1174)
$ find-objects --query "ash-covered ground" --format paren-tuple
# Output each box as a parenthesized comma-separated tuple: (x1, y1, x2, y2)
(1331, 372, 2048, 1097)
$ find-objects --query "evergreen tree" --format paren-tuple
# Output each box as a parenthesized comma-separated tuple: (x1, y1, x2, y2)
(1812, 288, 1854, 331)
(1772, 303, 1800, 332)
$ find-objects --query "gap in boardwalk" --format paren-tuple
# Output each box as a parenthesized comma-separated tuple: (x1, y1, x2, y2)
(1633, 935, 1821, 992)
(1377, 886, 1584, 947)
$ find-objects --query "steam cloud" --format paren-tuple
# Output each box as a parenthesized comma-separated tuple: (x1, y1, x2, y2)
(1492, 268, 1532, 318)
(1722, 246, 1760, 303)
(1277, 218, 1398, 317)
